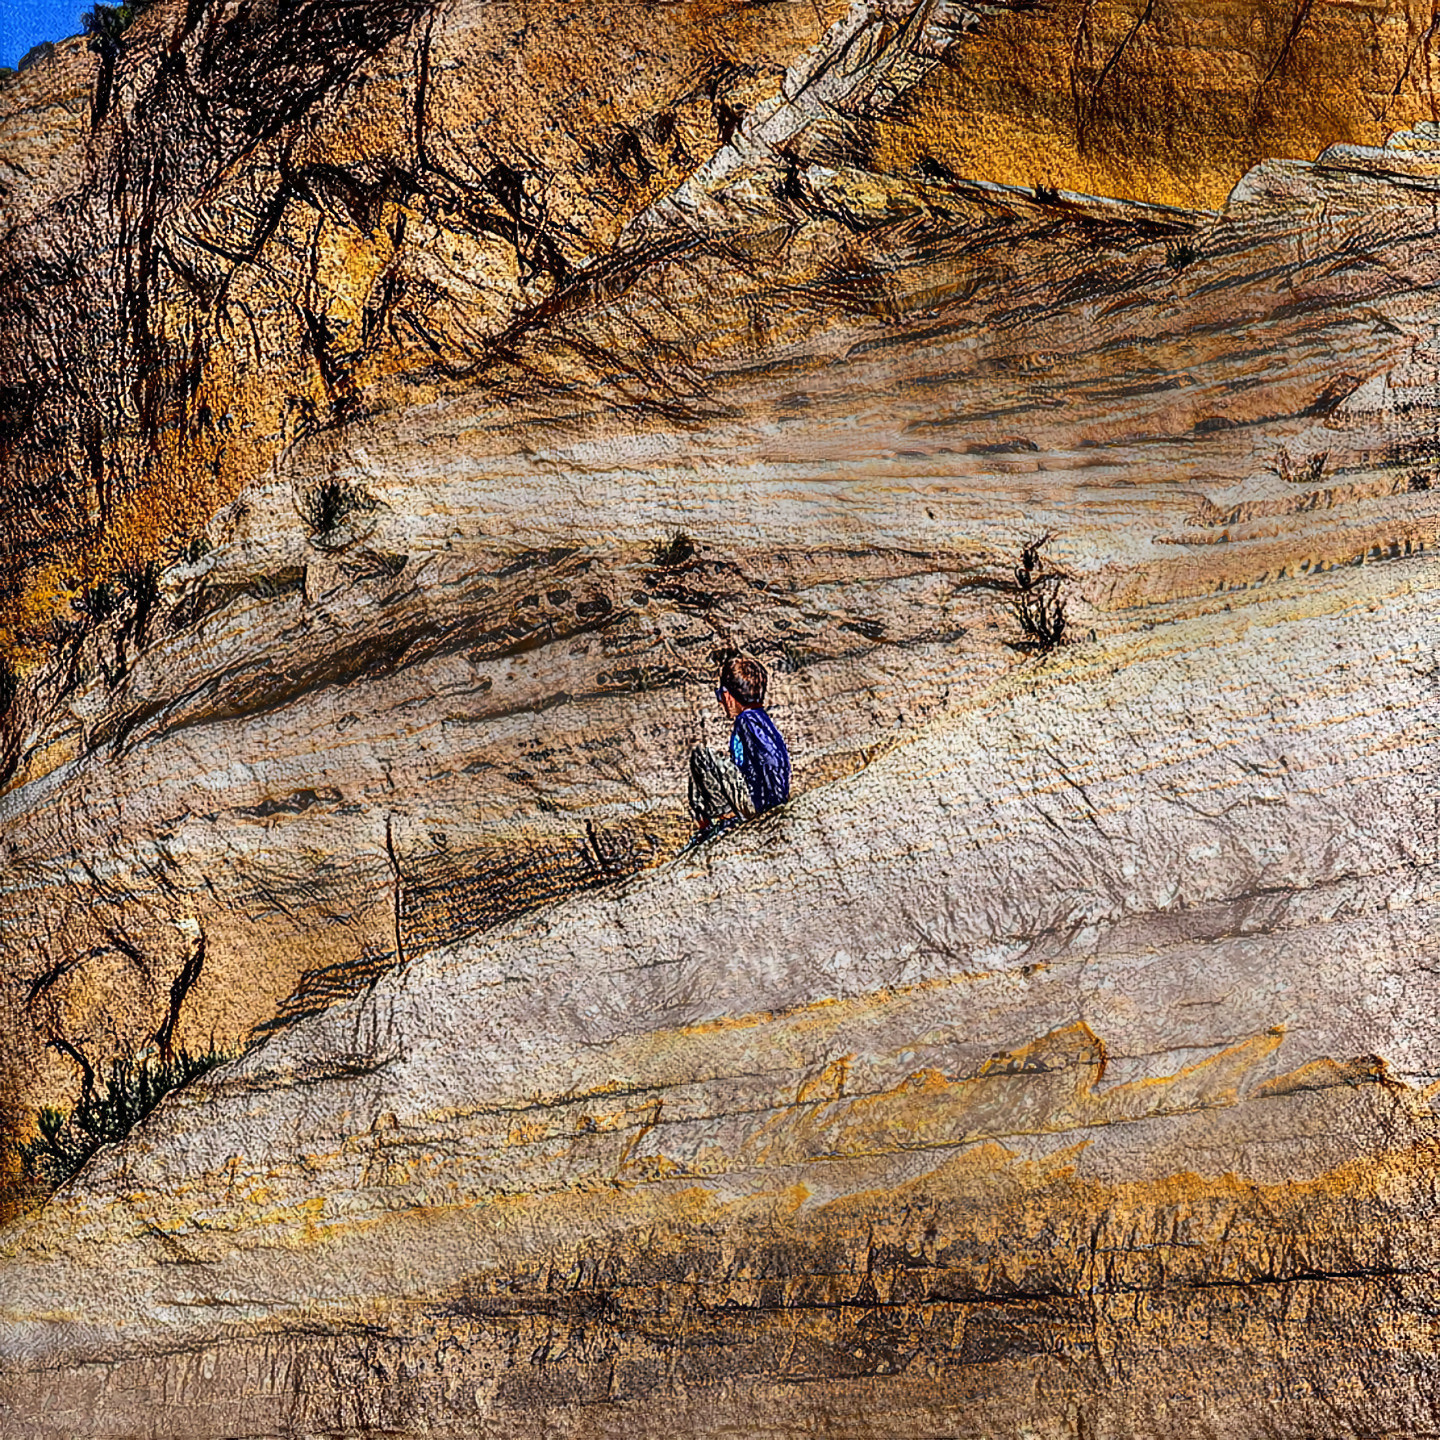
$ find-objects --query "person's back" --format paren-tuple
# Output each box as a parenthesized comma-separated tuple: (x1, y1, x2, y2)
(729, 703, 790, 814)
(687, 654, 790, 837)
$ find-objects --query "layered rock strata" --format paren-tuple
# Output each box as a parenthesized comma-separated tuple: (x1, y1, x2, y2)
(0, 549, 1435, 1436)
(1, 4, 1438, 1434)
(3, 122, 1438, 1153)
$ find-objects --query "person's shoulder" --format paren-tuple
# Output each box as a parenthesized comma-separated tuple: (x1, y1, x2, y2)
(743, 707, 785, 740)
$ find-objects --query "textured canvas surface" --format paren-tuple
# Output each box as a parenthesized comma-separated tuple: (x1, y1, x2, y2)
(0, 2, 1437, 1435)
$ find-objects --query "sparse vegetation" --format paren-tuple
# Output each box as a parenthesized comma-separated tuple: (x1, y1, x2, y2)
(71, 579, 122, 624)
(651, 531, 696, 568)
(20, 1044, 230, 1192)
(82, 0, 158, 51)
(16, 40, 55, 71)
(1007, 533, 1068, 651)
(0, 654, 16, 720)
(63, 562, 163, 686)
(1166, 238, 1200, 272)
(116, 560, 160, 636)
(301, 478, 378, 541)
(18, 916, 221, 1198)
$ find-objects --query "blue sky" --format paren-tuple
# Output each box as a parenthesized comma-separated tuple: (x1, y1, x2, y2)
(0, 0, 90, 70)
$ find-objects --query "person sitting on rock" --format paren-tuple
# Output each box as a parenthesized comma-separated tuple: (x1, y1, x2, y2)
(688, 654, 791, 838)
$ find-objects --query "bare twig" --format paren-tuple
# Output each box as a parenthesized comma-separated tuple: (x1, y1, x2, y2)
(154, 923, 205, 1068)
(385, 815, 406, 968)
(1008, 533, 1068, 651)
(46, 1036, 96, 1098)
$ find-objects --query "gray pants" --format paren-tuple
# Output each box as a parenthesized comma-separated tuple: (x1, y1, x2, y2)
(688, 745, 754, 826)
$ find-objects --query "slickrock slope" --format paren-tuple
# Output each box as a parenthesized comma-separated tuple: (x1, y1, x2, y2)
(1, 2, 1439, 1433)
(4, 118, 1439, 1156)
(0, 0, 1003, 1171)
(0, 550, 1436, 1436)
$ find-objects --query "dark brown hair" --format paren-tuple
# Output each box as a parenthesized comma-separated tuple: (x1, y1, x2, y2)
(719, 654, 767, 707)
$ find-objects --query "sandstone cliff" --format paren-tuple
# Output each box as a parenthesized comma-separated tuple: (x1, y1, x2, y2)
(0, 0, 1438, 1434)
(1, 546, 1436, 1435)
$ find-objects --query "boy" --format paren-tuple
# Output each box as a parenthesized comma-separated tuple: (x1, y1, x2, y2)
(688, 654, 790, 837)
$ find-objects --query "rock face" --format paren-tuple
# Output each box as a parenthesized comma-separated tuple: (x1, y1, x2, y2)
(1, 1, 1439, 1434)
(1, 0, 1436, 656)
(871, 0, 1440, 208)
(4, 66, 1438, 1148)
(1, 553, 1437, 1436)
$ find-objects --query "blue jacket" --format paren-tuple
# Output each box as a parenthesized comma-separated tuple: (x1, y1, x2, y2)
(730, 707, 790, 815)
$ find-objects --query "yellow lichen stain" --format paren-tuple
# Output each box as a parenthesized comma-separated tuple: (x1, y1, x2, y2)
(507, 1118, 549, 1148)
(616, 1152, 690, 1186)
(617, 971, 985, 1060)
(796, 1055, 852, 1106)
(376, 1130, 1440, 1400)
(1084, 1028, 1284, 1118)
(740, 1025, 1287, 1169)
(1253, 1053, 1392, 1099)
(873, 0, 1440, 212)
(406, 985, 1294, 1178)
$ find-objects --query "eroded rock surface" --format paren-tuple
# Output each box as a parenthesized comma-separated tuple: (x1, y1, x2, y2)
(1, 552, 1436, 1436)
(4, 115, 1439, 1138)
(1, 3, 1438, 1435)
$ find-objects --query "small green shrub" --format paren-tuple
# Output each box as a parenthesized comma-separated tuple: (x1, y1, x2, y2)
(82, 0, 157, 47)
(72, 580, 122, 623)
(651, 531, 695, 568)
(20, 1045, 230, 1192)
